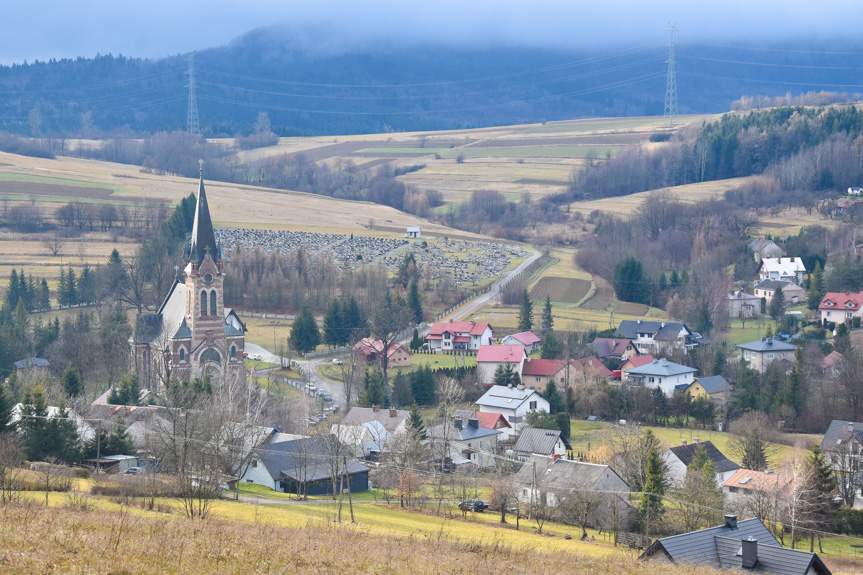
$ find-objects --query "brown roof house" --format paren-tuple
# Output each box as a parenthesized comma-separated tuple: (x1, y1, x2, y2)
(354, 337, 411, 369)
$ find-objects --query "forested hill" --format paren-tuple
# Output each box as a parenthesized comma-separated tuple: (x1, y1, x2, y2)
(1, 29, 863, 137)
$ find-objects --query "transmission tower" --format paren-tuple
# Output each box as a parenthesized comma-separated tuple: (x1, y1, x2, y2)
(186, 52, 200, 136)
(664, 22, 678, 127)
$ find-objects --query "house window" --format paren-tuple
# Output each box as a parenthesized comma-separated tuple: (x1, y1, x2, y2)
(210, 290, 217, 316)
(179, 348, 185, 362)
(648, 376, 655, 383)
(529, 401, 537, 410)
(766, 353, 774, 360)
(658, 378, 662, 384)
(251, 459, 257, 468)
(231, 346, 236, 360)
(200, 290, 207, 316)
(535, 377, 540, 382)
(729, 486, 738, 493)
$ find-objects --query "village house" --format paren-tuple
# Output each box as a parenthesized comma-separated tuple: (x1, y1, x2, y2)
(514, 427, 570, 460)
(501, 331, 541, 354)
(427, 418, 501, 467)
(568, 356, 614, 386)
(592, 338, 639, 361)
(641, 515, 832, 575)
(354, 337, 412, 368)
(737, 338, 796, 374)
(476, 345, 527, 385)
(756, 257, 806, 285)
(749, 238, 785, 262)
(663, 440, 740, 488)
(620, 354, 656, 382)
(819, 420, 863, 478)
(820, 351, 845, 379)
(333, 420, 391, 459)
(520, 358, 565, 390)
(426, 320, 493, 353)
(614, 320, 694, 355)
(819, 292, 863, 324)
(475, 385, 550, 432)
(405, 226, 421, 239)
(453, 410, 514, 442)
(849, 187, 863, 196)
(753, 279, 805, 306)
(727, 291, 762, 319)
(624, 358, 697, 397)
(514, 454, 632, 530)
(339, 406, 409, 437)
(723, 469, 795, 517)
(685, 375, 733, 406)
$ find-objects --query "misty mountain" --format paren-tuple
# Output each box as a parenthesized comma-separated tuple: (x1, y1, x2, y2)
(0, 28, 861, 137)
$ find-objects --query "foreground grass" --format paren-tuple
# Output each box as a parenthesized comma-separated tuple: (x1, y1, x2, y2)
(0, 494, 728, 575)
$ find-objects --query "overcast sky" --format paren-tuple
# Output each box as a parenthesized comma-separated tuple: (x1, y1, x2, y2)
(4, 1, 863, 64)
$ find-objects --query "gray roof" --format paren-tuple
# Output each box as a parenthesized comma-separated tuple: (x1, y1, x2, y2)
(253, 436, 369, 483)
(694, 375, 732, 394)
(476, 386, 544, 410)
(754, 279, 800, 292)
(135, 279, 187, 346)
(513, 454, 627, 492)
(14, 357, 49, 369)
(184, 178, 222, 264)
(820, 420, 863, 453)
(643, 518, 779, 565)
(515, 427, 570, 455)
(428, 421, 501, 442)
(626, 358, 698, 377)
(737, 338, 797, 353)
(340, 407, 408, 432)
(714, 536, 831, 575)
(666, 441, 740, 474)
(615, 320, 690, 341)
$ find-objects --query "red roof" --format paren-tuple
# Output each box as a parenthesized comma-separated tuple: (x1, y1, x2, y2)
(522, 358, 565, 377)
(476, 345, 526, 363)
(458, 411, 512, 430)
(428, 321, 491, 338)
(354, 338, 409, 359)
(821, 351, 844, 369)
(452, 336, 470, 343)
(507, 331, 541, 345)
(819, 292, 863, 311)
(623, 355, 655, 370)
(570, 356, 613, 378)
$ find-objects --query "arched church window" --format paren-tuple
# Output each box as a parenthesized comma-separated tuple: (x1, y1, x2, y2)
(200, 290, 207, 316)
(231, 346, 236, 360)
(179, 348, 185, 362)
(200, 348, 221, 366)
(210, 289, 217, 316)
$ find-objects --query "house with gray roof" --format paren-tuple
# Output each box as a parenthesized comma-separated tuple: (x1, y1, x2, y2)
(614, 320, 696, 355)
(641, 515, 831, 574)
(475, 386, 549, 432)
(514, 427, 571, 460)
(240, 435, 369, 496)
(750, 238, 786, 262)
(686, 375, 733, 405)
(737, 338, 796, 374)
(339, 406, 409, 435)
(514, 454, 632, 530)
(728, 291, 762, 319)
(428, 418, 501, 467)
(663, 440, 740, 488)
(624, 358, 698, 397)
(754, 279, 806, 306)
(819, 421, 863, 490)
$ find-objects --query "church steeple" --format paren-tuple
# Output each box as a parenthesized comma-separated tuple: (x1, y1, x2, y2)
(187, 161, 219, 264)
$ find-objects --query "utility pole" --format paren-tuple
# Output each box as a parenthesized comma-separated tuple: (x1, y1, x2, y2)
(186, 52, 201, 136)
(94, 420, 102, 475)
(664, 23, 679, 127)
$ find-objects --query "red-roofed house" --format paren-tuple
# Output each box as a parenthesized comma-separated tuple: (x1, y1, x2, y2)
(592, 338, 639, 360)
(569, 356, 614, 385)
(820, 351, 845, 379)
(354, 338, 412, 368)
(819, 292, 863, 324)
(620, 355, 656, 383)
(454, 410, 514, 441)
(501, 331, 541, 354)
(427, 320, 493, 353)
(476, 345, 526, 385)
(521, 358, 566, 390)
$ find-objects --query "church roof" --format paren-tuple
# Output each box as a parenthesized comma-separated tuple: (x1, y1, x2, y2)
(173, 317, 191, 340)
(185, 177, 221, 264)
(135, 280, 187, 347)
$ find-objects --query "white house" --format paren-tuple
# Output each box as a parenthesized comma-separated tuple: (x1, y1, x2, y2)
(427, 418, 501, 467)
(514, 427, 570, 460)
(819, 292, 863, 324)
(623, 358, 698, 397)
(614, 320, 694, 355)
(426, 320, 493, 352)
(756, 257, 806, 285)
(475, 385, 550, 432)
(476, 345, 527, 385)
(501, 331, 541, 354)
(849, 187, 863, 196)
(663, 440, 741, 488)
(406, 226, 421, 239)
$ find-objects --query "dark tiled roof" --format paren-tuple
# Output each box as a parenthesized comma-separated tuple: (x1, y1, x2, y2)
(185, 178, 221, 264)
(695, 375, 732, 394)
(513, 454, 627, 492)
(643, 518, 779, 566)
(13, 357, 49, 368)
(515, 428, 570, 455)
(254, 436, 369, 483)
(821, 420, 863, 453)
(715, 535, 831, 574)
(754, 279, 799, 292)
(737, 338, 796, 353)
(615, 320, 690, 341)
(666, 441, 740, 474)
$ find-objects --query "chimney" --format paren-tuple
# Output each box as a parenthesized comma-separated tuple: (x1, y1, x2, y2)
(372, 405, 380, 412)
(724, 514, 738, 530)
(682, 439, 687, 446)
(468, 418, 479, 429)
(449, 319, 453, 323)
(389, 409, 398, 418)
(741, 537, 758, 569)
(455, 419, 463, 430)
(693, 438, 699, 444)
(552, 454, 561, 463)
(790, 257, 794, 263)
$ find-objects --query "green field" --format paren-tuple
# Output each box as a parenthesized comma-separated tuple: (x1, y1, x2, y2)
(356, 147, 449, 154)
(438, 146, 622, 159)
(0, 172, 122, 190)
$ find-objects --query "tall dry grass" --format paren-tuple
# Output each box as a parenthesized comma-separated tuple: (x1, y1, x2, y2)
(0, 500, 728, 574)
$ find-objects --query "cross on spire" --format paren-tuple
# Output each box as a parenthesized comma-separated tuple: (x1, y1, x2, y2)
(198, 158, 204, 177)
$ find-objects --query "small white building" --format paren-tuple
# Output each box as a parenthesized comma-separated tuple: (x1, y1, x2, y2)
(476, 345, 527, 385)
(756, 257, 806, 285)
(475, 385, 550, 432)
(848, 187, 863, 196)
(624, 358, 697, 397)
(501, 331, 541, 354)
(406, 226, 421, 239)
(663, 440, 741, 488)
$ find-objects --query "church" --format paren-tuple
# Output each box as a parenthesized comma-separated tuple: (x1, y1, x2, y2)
(132, 175, 246, 390)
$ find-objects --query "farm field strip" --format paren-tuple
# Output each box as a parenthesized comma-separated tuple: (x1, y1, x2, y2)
(519, 114, 721, 134)
(437, 146, 622, 159)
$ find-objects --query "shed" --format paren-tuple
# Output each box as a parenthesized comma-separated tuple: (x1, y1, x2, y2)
(406, 226, 421, 239)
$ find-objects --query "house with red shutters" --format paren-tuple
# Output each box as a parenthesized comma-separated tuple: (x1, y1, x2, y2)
(426, 320, 493, 352)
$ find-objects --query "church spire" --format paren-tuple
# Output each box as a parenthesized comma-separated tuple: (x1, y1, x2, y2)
(187, 160, 218, 264)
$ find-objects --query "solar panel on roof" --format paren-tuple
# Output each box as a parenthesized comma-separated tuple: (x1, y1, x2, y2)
(740, 477, 751, 484)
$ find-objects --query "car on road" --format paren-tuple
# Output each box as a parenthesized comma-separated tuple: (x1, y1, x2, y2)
(331, 358, 343, 365)
(124, 467, 143, 476)
(243, 352, 249, 358)
(321, 392, 332, 402)
(248, 353, 263, 361)
(331, 404, 340, 413)
(306, 383, 317, 393)
(459, 499, 487, 512)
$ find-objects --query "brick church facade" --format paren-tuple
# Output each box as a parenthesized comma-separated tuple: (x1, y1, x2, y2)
(131, 175, 246, 390)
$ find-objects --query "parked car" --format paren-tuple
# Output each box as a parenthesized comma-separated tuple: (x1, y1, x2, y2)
(321, 393, 332, 402)
(124, 467, 143, 475)
(331, 404, 340, 413)
(331, 358, 343, 365)
(306, 384, 317, 393)
(249, 353, 263, 361)
(243, 352, 249, 358)
(459, 499, 487, 512)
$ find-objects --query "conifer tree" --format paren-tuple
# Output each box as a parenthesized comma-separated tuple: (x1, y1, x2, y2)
(769, 286, 786, 321)
(290, 305, 321, 354)
(408, 280, 423, 324)
(61, 368, 81, 398)
(517, 288, 533, 331)
(406, 404, 426, 439)
(358, 368, 386, 407)
(38, 279, 50, 312)
(391, 370, 414, 407)
(322, 298, 343, 348)
(807, 262, 825, 310)
(540, 295, 553, 335)
(104, 419, 135, 456)
(638, 444, 665, 534)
